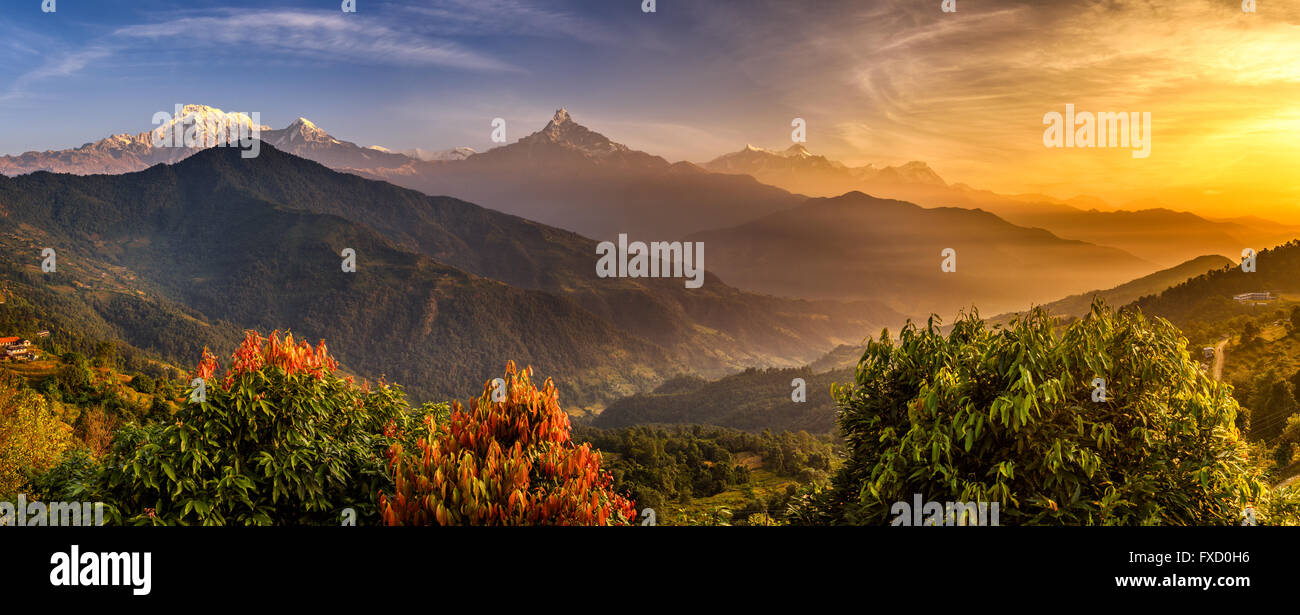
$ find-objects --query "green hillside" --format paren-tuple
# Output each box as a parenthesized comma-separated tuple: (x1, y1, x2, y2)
(592, 365, 852, 433)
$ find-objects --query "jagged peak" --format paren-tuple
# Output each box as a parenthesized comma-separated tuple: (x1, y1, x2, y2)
(783, 143, 812, 157)
(165, 104, 266, 127)
(516, 108, 630, 157)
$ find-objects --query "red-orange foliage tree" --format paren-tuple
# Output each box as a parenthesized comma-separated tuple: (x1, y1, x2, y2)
(380, 362, 635, 525)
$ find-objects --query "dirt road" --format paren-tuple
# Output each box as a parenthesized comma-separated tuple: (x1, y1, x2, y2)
(1212, 337, 1228, 382)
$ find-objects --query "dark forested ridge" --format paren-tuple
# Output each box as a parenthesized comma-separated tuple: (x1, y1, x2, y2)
(1128, 240, 1300, 327)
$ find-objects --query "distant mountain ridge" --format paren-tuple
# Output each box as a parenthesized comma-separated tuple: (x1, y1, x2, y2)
(686, 191, 1157, 318)
(700, 142, 1296, 267)
(703, 143, 946, 196)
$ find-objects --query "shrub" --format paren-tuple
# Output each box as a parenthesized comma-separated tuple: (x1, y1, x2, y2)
(380, 362, 635, 525)
(813, 303, 1270, 525)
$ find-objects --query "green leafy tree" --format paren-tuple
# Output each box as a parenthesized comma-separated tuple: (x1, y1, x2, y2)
(1241, 321, 1261, 347)
(811, 303, 1272, 525)
(128, 374, 155, 395)
(73, 331, 440, 525)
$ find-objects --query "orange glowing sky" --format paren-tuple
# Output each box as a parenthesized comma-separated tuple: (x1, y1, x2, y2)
(596, 0, 1300, 222)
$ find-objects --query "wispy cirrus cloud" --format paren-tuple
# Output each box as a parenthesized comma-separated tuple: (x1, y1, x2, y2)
(113, 9, 518, 72)
(1, 5, 531, 104)
(391, 0, 617, 44)
(0, 46, 113, 103)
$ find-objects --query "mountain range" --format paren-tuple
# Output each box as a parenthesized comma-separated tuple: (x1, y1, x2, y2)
(9, 105, 1287, 270)
(0, 143, 894, 410)
(2, 107, 803, 242)
(6, 103, 1280, 336)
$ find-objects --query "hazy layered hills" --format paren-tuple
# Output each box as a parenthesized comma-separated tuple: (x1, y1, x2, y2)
(0, 144, 895, 408)
(0, 150, 666, 407)
(981, 204, 1292, 269)
(686, 191, 1157, 318)
(703, 143, 945, 198)
(702, 143, 1294, 268)
(986, 254, 1234, 326)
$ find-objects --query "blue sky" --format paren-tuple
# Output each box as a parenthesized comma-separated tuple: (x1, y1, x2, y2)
(1, 0, 1298, 218)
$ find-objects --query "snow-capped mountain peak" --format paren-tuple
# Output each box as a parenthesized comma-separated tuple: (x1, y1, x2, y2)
(149, 105, 270, 147)
(275, 117, 339, 145)
(515, 108, 630, 158)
